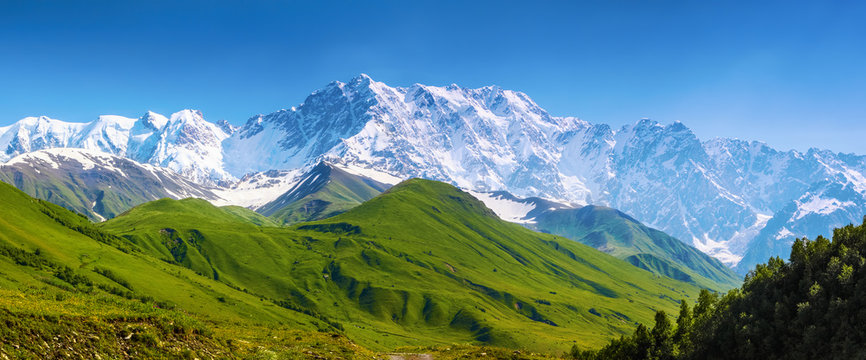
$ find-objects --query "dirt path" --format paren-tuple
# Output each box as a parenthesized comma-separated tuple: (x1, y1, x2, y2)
(387, 353, 434, 360)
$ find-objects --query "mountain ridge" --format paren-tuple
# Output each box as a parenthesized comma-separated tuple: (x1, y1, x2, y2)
(3, 74, 864, 273)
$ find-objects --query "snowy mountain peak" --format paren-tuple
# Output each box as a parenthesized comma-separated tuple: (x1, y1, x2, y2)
(1, 109, 235, 186)
(136, 110, 232, 185)
(0, 115, 84, 161)
(168, 109, 206, 124)
(69, 115, 136, 156)
(224, 74, 594, 203)
(95, 115, 137, 127)
(216, 119, 237, 135)
(351, 73, 374, 84)
(140, 111, 169, 131)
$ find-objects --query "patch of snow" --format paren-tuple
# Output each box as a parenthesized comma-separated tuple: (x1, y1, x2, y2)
(692, 234, 743, 267)
(5, 150, 61, 169)
(210, 168, 305, 208)
(792, 197, 855, 220)
(468, 190, 537, 224)
(693, 212, 771, 266)
(776, 227, 794, 240)
(333, 162, 403, 185)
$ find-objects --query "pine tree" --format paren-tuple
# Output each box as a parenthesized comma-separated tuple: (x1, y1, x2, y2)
(673, 300, 692, 355)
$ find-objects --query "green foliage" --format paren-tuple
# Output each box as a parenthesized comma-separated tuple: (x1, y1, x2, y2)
(672, 301, 692, 354)
(0, 180, 383, 358)
(579, 216, 866, 359)
(37, 199, 136, 253)
(530, 205, 741, 291)
(650, 312, 673, 360)
(93, 266, 134, 291)
(0, 245, 53, 269)
(54, 266, 94, 288)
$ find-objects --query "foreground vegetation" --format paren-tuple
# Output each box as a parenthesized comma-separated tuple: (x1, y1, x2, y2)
(569, 217, 866, 360)
(0, 285, 376, 359)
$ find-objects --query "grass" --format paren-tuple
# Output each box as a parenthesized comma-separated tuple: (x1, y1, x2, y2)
(0, 282, 379, 359)
(0, 180, 388, 359)
(531, 205, 742, 290)
(0, 180, 324, 325)
(0, 159, 181, 221)
(100, 178, 707, 353)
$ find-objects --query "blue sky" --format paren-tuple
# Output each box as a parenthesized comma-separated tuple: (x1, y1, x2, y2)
(1, 1, 864, 153)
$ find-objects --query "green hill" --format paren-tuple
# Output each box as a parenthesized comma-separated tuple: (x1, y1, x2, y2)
(0, 180, 388, 358)
(0, 149, 219, 221)
(103, 178, 705, 352)
(258, 161, 391, 225)
(531, 205, 741, 291)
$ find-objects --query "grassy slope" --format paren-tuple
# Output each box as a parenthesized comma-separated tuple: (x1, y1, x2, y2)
(0, 183, 297, 323)
(0, 180, 403, 358)
(531, 205, 741, 290)
(0, 169, 105, 219)
(0, 159, 177, 221)
(103, 178, 704, 353)
(0, 181, 552, 359)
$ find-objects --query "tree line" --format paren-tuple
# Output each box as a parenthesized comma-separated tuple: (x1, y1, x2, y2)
(570, 217, 866, 360)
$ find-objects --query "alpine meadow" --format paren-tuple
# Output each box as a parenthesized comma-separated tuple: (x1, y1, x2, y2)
(2, 1, 865, 359)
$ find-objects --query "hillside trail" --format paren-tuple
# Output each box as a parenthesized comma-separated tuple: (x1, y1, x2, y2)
(387, 353, 434, 360)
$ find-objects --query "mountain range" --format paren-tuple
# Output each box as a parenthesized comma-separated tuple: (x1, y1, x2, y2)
(2, 74, 864, 274)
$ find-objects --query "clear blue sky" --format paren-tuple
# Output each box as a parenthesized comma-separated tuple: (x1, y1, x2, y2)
(1, 1, 864, 153)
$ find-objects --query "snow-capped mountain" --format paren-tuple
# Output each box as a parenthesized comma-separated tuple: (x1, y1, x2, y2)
(734, 180, 866, 273)
(127, 110, 232, 185)
(224, 74, 592, 200)
(2, 74, 864, 273)
(0, 148, 222, 221)
(0, 116, 88, 160)
(222, 74, 866, 271)
(0, 110, 233, 185)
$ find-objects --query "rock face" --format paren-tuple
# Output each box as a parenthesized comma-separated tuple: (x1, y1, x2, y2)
(3, 74, 865, 272)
